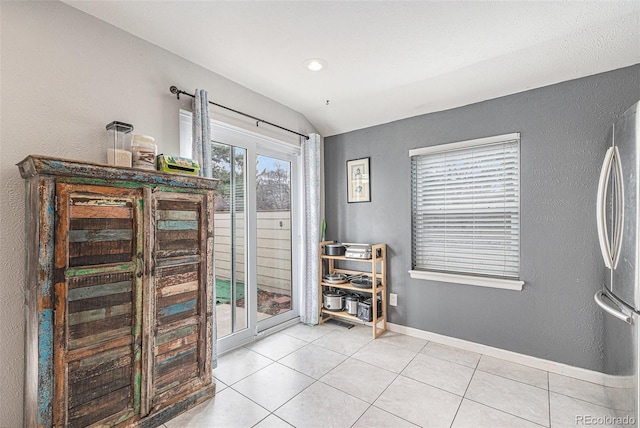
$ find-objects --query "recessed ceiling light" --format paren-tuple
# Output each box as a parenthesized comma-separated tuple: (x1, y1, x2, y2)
(304, 58, 327, 72)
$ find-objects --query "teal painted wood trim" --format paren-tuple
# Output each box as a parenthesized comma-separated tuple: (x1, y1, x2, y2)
(37, 310, 53, 426)
(157, 220, 198, 230)
(159, 300, 197, 318)
(68, 280, 132, 301)
(69, 229, 133, 243)
(156, 325, 197, 346)
(68, 303, 131, 325)
(66, 262, 136, 277)
(59, 177, 209, 194)
(37, 178, 55, 427)
(156, 347, 197, 367)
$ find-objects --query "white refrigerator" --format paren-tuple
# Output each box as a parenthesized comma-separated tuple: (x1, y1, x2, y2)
(595, 100, 640, 426)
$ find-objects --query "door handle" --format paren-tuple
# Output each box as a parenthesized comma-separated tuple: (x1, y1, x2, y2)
(611, 147, 624, 269)
(594, 289, 633, 325)
(596, 147, 615, 269)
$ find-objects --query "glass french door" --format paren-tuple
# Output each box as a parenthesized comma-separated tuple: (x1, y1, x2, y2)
(254, 153, 295, 331)
(211, 143, 247, 341)
(205, 122, 300, 352)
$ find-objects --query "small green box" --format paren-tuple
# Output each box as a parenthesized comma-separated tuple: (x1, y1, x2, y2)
(156, 155, 200, 176)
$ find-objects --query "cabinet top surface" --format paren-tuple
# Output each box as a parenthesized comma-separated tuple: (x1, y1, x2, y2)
(17, 155, 218, 190)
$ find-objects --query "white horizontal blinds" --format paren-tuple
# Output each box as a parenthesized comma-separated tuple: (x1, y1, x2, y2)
(411, 138, 520, 278)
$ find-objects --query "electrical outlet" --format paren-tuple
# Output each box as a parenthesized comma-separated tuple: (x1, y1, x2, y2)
(389, 293, 397, 307)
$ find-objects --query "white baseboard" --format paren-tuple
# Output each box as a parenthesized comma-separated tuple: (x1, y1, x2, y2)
(387, 322, 629, 388)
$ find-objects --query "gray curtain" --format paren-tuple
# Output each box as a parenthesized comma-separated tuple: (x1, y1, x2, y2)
(192, 89, 216, 368)
(192, 89, 212, 178)
(301, 133, 322, 324)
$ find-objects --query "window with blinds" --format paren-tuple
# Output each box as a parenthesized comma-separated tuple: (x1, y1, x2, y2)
(410, 133, 520, 282)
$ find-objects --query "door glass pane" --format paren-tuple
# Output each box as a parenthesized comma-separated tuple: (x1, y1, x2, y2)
(212, 142, 247, 338)
(256, 155, 292, 321)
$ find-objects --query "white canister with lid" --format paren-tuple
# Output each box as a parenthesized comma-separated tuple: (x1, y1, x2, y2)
(131, 135, 157, 170)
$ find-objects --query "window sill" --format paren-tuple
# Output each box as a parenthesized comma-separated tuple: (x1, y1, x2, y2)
(408, 270, 524, 291)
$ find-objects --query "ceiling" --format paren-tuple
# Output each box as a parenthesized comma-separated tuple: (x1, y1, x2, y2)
(63, 1, 640, 137)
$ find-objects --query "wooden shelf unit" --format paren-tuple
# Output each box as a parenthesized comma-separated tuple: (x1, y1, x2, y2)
(318, 241, 387, 338)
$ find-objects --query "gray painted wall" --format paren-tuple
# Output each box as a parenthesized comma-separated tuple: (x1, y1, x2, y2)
(0, 2, 316, 425)
(324, 64, 640, 371)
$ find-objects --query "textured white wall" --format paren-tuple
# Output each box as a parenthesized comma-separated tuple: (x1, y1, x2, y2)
(0, 2, 316, 426)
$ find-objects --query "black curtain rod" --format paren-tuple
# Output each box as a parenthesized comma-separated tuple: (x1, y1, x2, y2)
(169, 86, 309, 140)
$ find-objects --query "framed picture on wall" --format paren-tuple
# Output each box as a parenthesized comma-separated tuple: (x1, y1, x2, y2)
(347, 157, 371, 203)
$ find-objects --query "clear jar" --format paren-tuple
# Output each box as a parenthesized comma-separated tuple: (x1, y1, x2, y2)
(131, 135, 157, 170)
(106, 121, 133, 167)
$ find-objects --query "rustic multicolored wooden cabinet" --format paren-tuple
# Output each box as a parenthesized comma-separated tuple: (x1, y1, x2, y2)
(18, 156, 218, 427)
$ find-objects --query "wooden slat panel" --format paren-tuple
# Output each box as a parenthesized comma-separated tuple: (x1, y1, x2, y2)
(68, 292, 131, 313)
(69, 253, 132, 267)
(68, 303, 131, 325)
(156, 332, 198, 356)
(157, 230, 199, 245)
(158, 210, 198, 221)
(68, 347, 131, 381)
(155, 247, 199, 259)
(69, 313, 132, 341)
(51, 183, 144, 427)
(156, 230, 200, 254)
(157, 281, 198, 298)
(68, 385, 131, 428)
(156, 241, 198, 255)
(154, 346, 200, 391)
(156, 324, 197, 346)
(70, 218, 132, 231)
(69, 239, 133, 258)
(157, 311, 198, 327)
(157, 299, 197, 317)
(68, 365, 131, 408)
(68, 328, 132, 350)
(151, 191, 209, 408)
(157, 291, 198, 309)
(70, 196, 132, 207)
(68, 229, 133, 243)
(157, 200, 199, 211)
(157, 220, 198, 230)
(157, 265, 199, 288)
(68, 280, 131, 301)
(157, 300, 197, 325)
(155, 362, 198, 392)
(70, 205, 132, 219)
(155, 202, 201, 259)
(68, 197, 135, 267)
(156, 255, 201, 268)
(66, 334, 133, 363)
(68, 271, 132, 289)
(155, 349, 198, 378)
(155, 342, 198, 365)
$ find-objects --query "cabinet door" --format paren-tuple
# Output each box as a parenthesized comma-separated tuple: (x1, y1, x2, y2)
(149, 190, 213, 408)
(54, 184, 143, 427)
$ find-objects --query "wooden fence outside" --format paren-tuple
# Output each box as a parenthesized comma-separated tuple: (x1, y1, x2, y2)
(214, 210, 291, 295)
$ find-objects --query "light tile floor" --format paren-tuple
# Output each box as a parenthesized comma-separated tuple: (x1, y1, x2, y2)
(163, 323, 631, 428)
